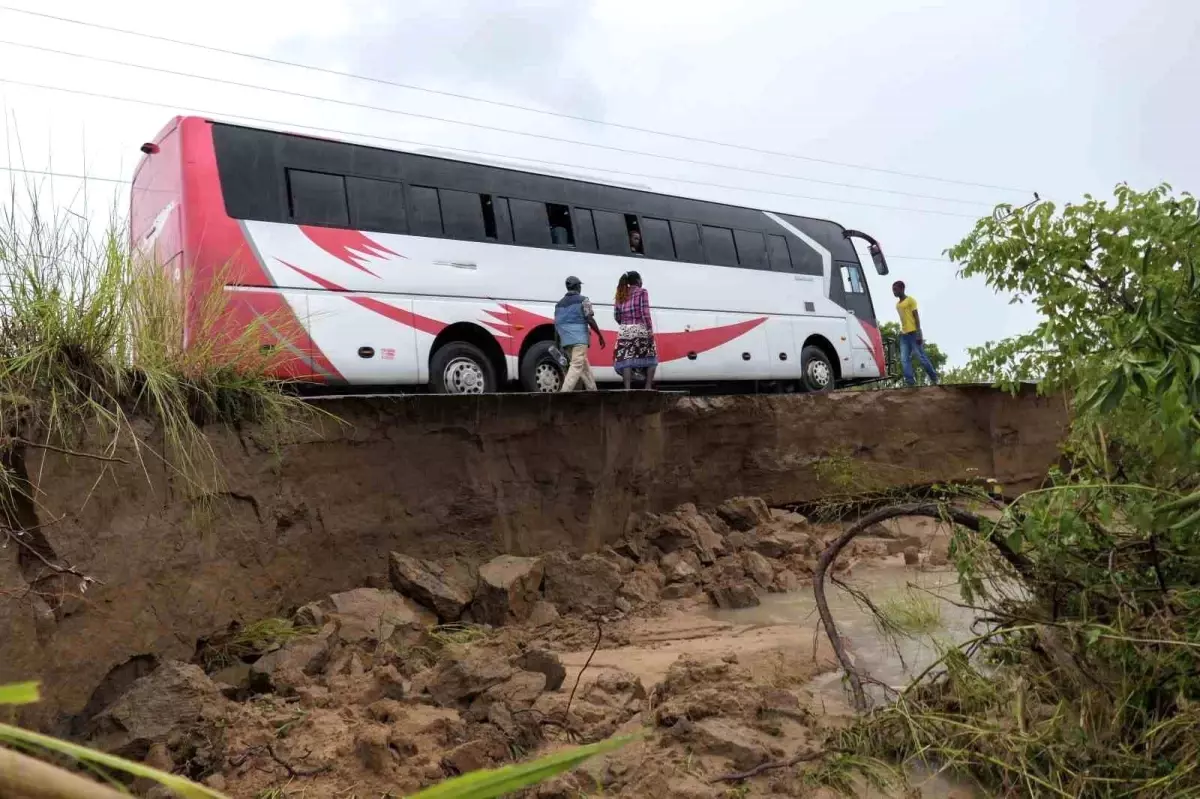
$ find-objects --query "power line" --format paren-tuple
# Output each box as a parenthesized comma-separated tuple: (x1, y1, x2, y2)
(0, 164, 958, 263)
(0, 77, 985, 220)
(0, 36, 1006, 209)
(0, 3, 1034, 196)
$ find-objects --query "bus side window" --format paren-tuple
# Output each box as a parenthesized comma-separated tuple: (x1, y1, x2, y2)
(287, 169, 349, 228)
(347, 177, 406, 234)
(440, 188, 486, 241)
(840, 264, 867, 294)
(546, 203, 575, 247)
(408, 185, 444, 237)
(702, 225, 738, 267)
(641, 217, 675, 260)
(767, 234, 793, 273)
(671, 221, 703, 263)
(574, 208, 598, 251)
(734, 229, 767, 270)
(510, 198, 551, 246)
(594, 210, 630, 255)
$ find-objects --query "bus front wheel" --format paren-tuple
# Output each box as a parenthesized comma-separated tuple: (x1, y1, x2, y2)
(519, 341, 564, 393)
(430, 341, 497, 395)
(800, 345, 835, 392)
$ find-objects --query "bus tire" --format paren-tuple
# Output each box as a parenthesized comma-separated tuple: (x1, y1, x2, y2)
(430, 341, 497, 395)
(519, 341, 564, 393)
(800, 345, 835, 392)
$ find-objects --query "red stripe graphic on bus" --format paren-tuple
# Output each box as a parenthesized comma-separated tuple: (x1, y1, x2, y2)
(299, 226, 404, 277)
(858, 322, 886, 374)
(278, 260, 444, 336)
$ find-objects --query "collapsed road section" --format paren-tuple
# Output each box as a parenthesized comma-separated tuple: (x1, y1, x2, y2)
(1, 384, 1066, 730)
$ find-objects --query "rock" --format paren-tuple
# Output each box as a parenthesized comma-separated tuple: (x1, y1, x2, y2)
(477, 670, 547, 711)
(773, 569, 801, 592)
(356, 724, 396, 774)
(619, 568, 662, 606)
(600, 547, 637, 574)
(526, 600, 560, 627)
(903, 546, 921, 566)
(770, 508, 810, 526)
(424, 651, 515, 706)
(716, 497, 771, 531)
(581, 669, 647, 712)
(662, 582, 700, 600)
(294, 601, 326, 628)
(543, 553, 623, 614)
(641, 503, 728, 565)
(85, 661, 224, 758)
(209, 663, 251, 696)
(707, 581, 760, 609)
(372, 664, 409, 700)
(326, 588, 435, 644)
(388, 553, 473, 622)
(249, 624, 337, 694)
(614, 596, 633, 614)
(472, 555, 545, 626)
(515, 648, 566, 691)
(442, 736, 509, 774)
(688, 719, 774, 771)
(885, 535, 925, 556)
(852, 538, 890, 559)
(724, 531, 749, 551)
(367, 698, 406, 723)
(741, 551, 774, 589)
(203, 774, 227, 791)
(751, 526, 817, 559)
(660, 551, 700, 583)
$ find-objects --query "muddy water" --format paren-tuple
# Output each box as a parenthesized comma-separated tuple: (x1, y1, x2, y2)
(707, 557, 985, 798)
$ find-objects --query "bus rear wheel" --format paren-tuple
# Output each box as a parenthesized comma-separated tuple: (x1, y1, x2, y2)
(430, 341, 497, 395)
(519, 340, 564, 393)
(800, 345, 835, 392)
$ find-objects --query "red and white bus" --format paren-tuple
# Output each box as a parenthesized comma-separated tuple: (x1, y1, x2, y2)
(130, 116, 890, 394)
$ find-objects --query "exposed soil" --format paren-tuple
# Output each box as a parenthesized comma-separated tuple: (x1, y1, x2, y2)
(1, 387, 1067, 730)
(63, 498, 987, 798)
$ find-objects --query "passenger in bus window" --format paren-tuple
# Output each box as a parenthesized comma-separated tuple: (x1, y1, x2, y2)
(629, 229, 644, 255)
(555, 276, 606, 392)
(613, 271, 659, 389)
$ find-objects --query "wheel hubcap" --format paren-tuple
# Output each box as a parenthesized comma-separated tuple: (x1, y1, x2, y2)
(443, 357, 487, 394)
(808, 359, 832, 387)
(534, 362, 561, 392)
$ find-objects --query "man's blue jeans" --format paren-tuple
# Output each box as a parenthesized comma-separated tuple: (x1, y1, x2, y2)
(899, 332, 938, 386)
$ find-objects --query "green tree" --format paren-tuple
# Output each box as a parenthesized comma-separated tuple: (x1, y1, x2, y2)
(877, 321, 948, 388)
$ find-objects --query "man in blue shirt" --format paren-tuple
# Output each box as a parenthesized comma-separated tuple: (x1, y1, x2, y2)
(555, 275, 606, 391)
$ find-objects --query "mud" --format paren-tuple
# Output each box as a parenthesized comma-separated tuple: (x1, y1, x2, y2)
(1, 386, 1066, 731)
(46, 497, 988, 797)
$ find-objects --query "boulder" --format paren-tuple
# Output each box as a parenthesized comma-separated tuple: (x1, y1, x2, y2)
(618, 568, 663, 606)
(543, 553, 623, 614)
(472, 555, 545, 626)
(741, 551, 774, 589)
(716, 497, 771, 532)
(903, 547, 921, 566)
(515, 648, 567, 691)
(641, 504, 728, 565)
(388, 553, 473, 622)
(442, 735, 509, 775)
(580, 669, 647, 713)
(326, 588, 435, 644)
(751, 527, 817, 559)
(85, 661, 224, 758)
(707, 581, 761, 610)
(527, 600, 560, 627)
(475, 670, 547, 711)
(660, 551, 700, 583)
(249, 624, 338, 694)
(424, 651, 515, 706)
(773, 569, 801, 593)
(686, 718, 774, 771)
(662, 582, 701, 600)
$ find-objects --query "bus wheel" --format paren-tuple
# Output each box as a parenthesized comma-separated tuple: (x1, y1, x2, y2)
(431, 341, 496, 394)
(519, 341, 564, 393)
(800, 345, 835, 392)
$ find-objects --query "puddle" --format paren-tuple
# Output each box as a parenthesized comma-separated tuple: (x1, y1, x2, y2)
(706, 557, 986, 797)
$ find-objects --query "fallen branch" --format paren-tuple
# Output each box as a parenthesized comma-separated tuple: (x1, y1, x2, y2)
(565, 619, 602, 718)
(710, 749, 826, 783)
(0, 744, 128, 799)
(813, 502, 1032, 712)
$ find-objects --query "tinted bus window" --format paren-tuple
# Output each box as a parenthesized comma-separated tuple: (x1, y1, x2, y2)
(641, 217, 675, 260)
(547, 203, 575, 247)
(574, 208, 597, 251)
(441, 188, 486, 240)
(702, 225, 738, 267)
(767, 234, 793, 272)
(734, 229, 767, 270)
(594, 210, 630, 255)
(287, 169, 348, 227)
(347, 177, 406, 234)
(408, 185, 443, 236)
(671, 221, 703, 263)
(510, 198, 551, 246)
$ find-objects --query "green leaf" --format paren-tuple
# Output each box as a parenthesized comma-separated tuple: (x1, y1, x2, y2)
(407, 735, 638, 799)
(1099, 371, 1127, 414)
(0, 722, 228, 798)
(0, 682, 40, 706)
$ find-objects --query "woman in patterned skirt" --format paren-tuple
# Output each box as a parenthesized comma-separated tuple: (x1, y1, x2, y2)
(612, 270, 658, 389)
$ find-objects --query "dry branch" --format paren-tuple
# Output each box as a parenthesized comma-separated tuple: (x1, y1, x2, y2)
(0, 745, 128, 799)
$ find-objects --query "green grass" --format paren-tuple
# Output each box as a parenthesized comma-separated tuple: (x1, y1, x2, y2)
(198, 618, 317, 672)
(878, 587, 943, 636)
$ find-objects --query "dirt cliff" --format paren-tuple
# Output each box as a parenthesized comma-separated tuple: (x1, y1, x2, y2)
(0, 385, 1066, 729)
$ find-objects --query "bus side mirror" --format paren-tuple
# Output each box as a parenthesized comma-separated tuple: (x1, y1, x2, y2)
(869, 243, 889, 275)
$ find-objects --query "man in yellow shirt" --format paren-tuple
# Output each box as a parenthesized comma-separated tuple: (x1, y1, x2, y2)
(892, 281, 939, 386)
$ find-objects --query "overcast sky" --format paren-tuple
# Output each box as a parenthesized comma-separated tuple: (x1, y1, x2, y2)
(1, 0, 1197, 364)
